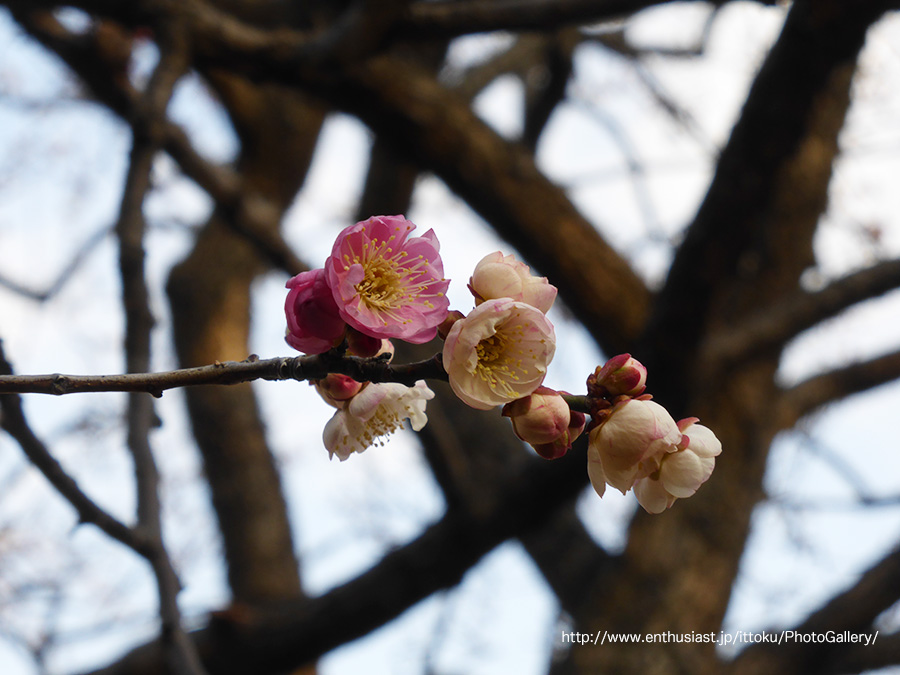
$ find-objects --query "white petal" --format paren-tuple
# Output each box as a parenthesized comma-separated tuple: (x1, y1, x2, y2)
(634, 477, 674, 514)
(660, 450, 715, 498)
(683, 424, 722, 458)
(323, 411, 355, 461)
(586, 447, 607, 498)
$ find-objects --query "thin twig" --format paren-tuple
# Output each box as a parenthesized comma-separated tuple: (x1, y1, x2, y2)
(0, 352, 448, 396)
(0, 225, 112, 302)
(9, 9, 305, 277)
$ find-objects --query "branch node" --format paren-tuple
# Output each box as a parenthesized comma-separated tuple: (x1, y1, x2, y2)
(50, 374, 69, 396)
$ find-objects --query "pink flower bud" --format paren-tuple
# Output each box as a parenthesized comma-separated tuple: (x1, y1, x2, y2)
(468, 252, 557, 314)
(346, 328, 382, 357)
(503, 388, 586, 460)
(531, 409, 586, 460)
(588, 353, 647, 398)
(285, 269, 347, 355)
(437, 310, 466, 340)
(314, 374, 365, 409)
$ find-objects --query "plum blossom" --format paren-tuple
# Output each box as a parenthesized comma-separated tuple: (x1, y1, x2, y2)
(633, 418, 722, 513)
(325, 215, 450, 343)
(323, 381, 434, 461)
(442, 298, 555, 410)
(468, 251, 557, 314)
(586, 398, 682, 497)
(284, 268, 346, 354)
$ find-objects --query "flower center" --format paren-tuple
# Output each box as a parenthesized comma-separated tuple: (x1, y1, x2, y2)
(475, 330, 524, 396)
(342, 231, 444, 325)
(476, 333, 506, 364)
(355, 257, 404, 310)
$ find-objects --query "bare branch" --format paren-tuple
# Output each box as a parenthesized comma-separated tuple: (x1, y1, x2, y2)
(703, 258, 900, 369)
(0, 352, 448, 397)
(113, 18, 206, 675)
(776, 348, 900, 430)
(0, 225, 112, 303)
(728, 545, 900, 675)
(8, 9, 305, 277)
(400, 0, 684, 37)
(14, 1, 653, 352)
(330, 56, 652, 352)
(822, 632, 900, 675)
(80, 446, 591, 675)
(642, 0, 889, 406)
(0, 344, 139, 550)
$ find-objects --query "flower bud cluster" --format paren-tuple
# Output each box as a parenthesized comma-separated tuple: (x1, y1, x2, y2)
(584, 355, 721, 513)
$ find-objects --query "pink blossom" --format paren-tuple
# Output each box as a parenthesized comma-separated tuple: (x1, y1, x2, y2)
(322, 381, 434, 461)
(633, 418, 722, 513)
(325, 215, 450, 343)
(586, 399, 681, 497)
(284, 268, 346, 354)
(442, 298, 555, 410)
(468, 251, 557, 314)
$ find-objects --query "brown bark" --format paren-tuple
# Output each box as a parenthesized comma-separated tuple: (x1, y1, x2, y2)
(167, 78, 325, 604)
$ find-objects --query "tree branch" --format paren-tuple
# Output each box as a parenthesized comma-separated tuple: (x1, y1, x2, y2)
(0, 353, 448, 396)
(728, 544, 900, 675)
(823, 632, 900, 675)
(7, 9, 305, 277)
(642, 0, 893, 404)
(323, 56, 651, 353)
(12, 0, 651, 352)
(702, 258, 900, 368)
(0, 224, 112, 302)
(0, 344, 139, 549)
(80, 445, 591, 675)
(399, 0, 683, 37)
(113, 19, 206, 675)
(776, 348, 900, 430)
